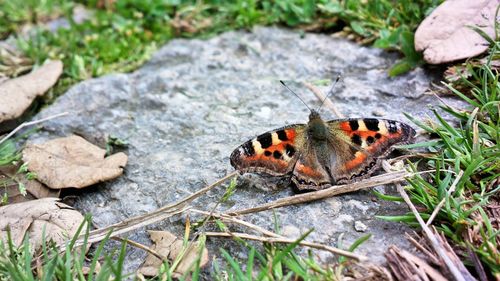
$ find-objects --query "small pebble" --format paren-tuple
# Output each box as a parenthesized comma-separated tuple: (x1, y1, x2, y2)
(354, 221, 368, 232)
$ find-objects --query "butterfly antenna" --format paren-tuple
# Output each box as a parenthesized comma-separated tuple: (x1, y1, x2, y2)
(280, 80, 312, 112)
(317, 75, 341, 113)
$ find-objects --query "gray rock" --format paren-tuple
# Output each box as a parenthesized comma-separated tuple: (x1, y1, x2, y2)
(27, 27, 464, 274)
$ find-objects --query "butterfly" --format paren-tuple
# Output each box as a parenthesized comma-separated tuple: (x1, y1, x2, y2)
(230, 85, 416, 192)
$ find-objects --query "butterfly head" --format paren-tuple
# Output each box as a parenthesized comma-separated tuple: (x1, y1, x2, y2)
(308, 109, 321, 121)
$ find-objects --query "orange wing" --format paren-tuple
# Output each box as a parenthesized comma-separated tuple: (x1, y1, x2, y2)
(230, 125, 306, 176)
(329, 118, 416, 183)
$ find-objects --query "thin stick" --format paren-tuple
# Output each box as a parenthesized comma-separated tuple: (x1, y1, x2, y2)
(227, 171, 410, 216)
(193, 209, 367, 261)
(396, 184, 466, 281)
(204, 231, 366, 261)
(405, 233, 441, 265)
(426, 170, 464, 226)
(111, 236, 166, 261)
(398, 249, 448, 281)
(191, 209, 278, 238)
(0, 112, 68, 146)
(72, 172, 238, 247)
(303, 81, 344, 118)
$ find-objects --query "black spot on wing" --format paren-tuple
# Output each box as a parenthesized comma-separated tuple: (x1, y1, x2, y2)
(387, 120, 398, 133)
(366, 136, 375, 145)
(285, 144, 295, 157)
(375, 133, 382, 139)
(276, 130, 288, 141)
(364, 118, 379, 131)
(273, 151, 282, 159)
(257, 133, 272, 149)
(242, 141, 255, 156)
(264, 150, 272, 156)
(351, 134, 362, 146)
(349, 120, 359, 131)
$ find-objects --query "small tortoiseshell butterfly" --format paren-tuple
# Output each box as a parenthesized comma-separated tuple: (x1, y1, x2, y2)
(230, 82, 416, 192)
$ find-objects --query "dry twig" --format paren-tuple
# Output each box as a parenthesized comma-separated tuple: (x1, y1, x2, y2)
(303, 81, 344, 118)
(0, 112, 68, 146)
(405, 233, 441, 266)
(227, 170, 410, 216)
(71, 172, 238, 247)
(192, 209, 367, 261)
(111, 236, 166, 261)
(204, 231, 366, 261)
(426, 170, 464, 226)
(191, 209, 278, 237)
(385, 245, 448, 281)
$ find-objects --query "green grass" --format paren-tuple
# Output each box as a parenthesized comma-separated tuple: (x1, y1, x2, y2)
(0, 0, 71, 40)
(0, 127, 39, 205)
(0, 215, 207, 280)
(0, 173, 370, 280)
(2, 0, 498, 279)
(209, 213, 372, 281)
(0, 216, 129, 281)
(0, 214, 371, 280)
(378, 40, 500, 276)
(0, 0, 442, 100)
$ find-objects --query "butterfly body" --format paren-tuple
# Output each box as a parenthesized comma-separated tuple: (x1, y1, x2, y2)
(230, 110, 415, 192)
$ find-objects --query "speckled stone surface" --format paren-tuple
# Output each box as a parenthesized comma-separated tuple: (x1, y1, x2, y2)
(27, 27, 463, 274)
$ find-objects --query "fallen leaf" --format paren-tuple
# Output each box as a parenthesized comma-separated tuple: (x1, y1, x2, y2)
(22, 135, 128, 189)
(414, 0, 499, 64)
(139, 230, 208, 277)
(22, 178, 60, 199)
(0, 166, 60, 204)
(0, 198, 85, 254)
(5, 178, 61, 204)
(0, 60, 63, 123)
(169, 238, 208, 275)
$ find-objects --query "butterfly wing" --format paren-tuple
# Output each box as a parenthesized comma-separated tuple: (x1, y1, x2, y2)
(327, 118, 416, 184)
(230, 124, 306, 176)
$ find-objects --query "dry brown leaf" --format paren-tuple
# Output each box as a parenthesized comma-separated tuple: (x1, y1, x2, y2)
(415, 0, 499, 64)
(5, 179, 60, 204)
(0, 60, 63, 123)
(23, 179, 60, 199)
(0, 166, 60, 204)
(22, 135, 128, 189)
(139, 230, 208, 277)
(0, 198, 85, 254)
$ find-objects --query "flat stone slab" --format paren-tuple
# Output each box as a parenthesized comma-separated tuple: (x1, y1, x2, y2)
(28, 27, 462, 273)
